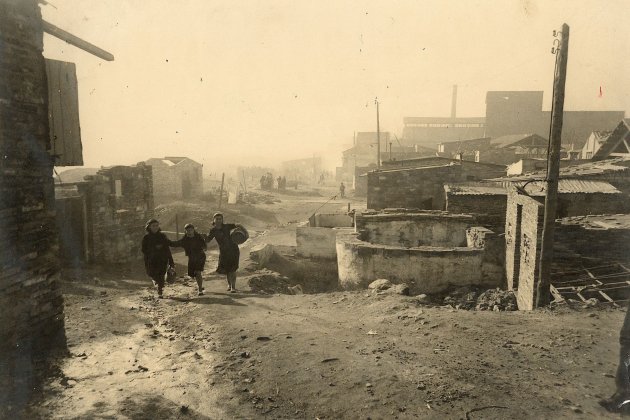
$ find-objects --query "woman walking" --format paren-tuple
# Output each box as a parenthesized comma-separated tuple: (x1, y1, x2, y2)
(141, 219, 174, 298)
(170, 223, 207, 296)
(206, 213, 241, 292)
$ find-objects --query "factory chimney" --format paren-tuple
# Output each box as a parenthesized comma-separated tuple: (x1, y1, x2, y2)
(450, 84, 458, 118)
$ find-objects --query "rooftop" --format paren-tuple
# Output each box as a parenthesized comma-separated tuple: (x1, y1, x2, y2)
(494, 157, 630, 182)
(559, 214, 630, 230)
(445, 179, 621, 196)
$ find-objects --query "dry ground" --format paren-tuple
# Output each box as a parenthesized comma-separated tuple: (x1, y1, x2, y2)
(16, 188, 628, 419)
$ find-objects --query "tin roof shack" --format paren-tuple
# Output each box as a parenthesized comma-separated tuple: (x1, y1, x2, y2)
(507, 197, 630, 309)
(55, 164, 153, 264)
(336, 211, 504, 294)
(145, 157, 202, 203)
(367, 159, 505, 211)
(445, 180, 629, 233)
(498, 157, 630, 195)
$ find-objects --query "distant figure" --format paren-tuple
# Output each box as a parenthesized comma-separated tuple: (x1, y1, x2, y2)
(169, 223, 207, 296)
(277, 176, 282, 190)
(339, 182, 346, 198)
(259, 175, 266, 190)
(206, 213, 241, 292)
(281, 176, 287, 190)
(600, 304, 630, 413)
(141, 219, 174, 299)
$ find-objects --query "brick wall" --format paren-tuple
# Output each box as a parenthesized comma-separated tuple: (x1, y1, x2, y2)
(504, 189, 544, 310)
(147, 158, 203, 202)
(367, 162, 505, 211)
(0, 0, 65, 412)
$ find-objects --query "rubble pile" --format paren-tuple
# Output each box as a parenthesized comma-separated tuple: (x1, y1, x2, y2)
(475, 288, 517, 311)
(247, 270, 303, 295)
(442, 286, 517, 311)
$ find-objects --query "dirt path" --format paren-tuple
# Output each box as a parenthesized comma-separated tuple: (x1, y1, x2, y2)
(21, 188, 625, 419)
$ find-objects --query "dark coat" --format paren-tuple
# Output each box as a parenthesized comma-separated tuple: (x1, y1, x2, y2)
(170, 232, 207, 277)
(206, 224, 239, 274)
(170, 233, 207, 257)
(141, 231, 174, 278)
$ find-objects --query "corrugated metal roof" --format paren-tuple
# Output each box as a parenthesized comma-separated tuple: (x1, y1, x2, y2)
(493, 157, 630, 182)
(445, 179, 621, 196)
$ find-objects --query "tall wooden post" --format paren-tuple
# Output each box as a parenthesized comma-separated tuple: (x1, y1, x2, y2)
(376, 98, 381, 169)
(218, 172, 225, 210)
(536, 23, 570, 308)
(175, 214, 180, 240)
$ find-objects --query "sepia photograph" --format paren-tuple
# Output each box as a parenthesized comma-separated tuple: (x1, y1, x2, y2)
(1, 0, 630, 418)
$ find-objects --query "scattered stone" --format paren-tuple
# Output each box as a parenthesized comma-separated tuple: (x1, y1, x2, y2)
(241, 351, 251, 358)
(257, 336, 272, 341)
(416, 294, 431, 304)
(321, 358, 339, 363)
(368, 279, 393, 291)
(288, 285, 303, 295)
(367, 330, 378, 335)
(366, 383, 373, 388)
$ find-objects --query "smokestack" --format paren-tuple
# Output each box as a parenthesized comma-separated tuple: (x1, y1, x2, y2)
(451, 84, 458, 118)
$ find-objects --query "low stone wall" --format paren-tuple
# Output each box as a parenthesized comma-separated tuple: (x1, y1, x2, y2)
(296, 227, 352, 259)
(356, 211, 474, 247)
(336, 231, 500, 294)
(309, 213, 354, 228)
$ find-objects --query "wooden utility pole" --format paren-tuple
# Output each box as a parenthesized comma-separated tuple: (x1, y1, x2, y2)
(536, 23, 570, 308)
(375, 98, 381, 169)
(218, 172, 225, 209)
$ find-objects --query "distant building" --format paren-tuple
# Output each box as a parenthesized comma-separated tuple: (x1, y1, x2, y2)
(145, 156, 203, 201)
(581, 131, 612, 159)
(337, 131, 435, 183)
(281, 156, 322, 184)
(592, 119, 630, 160)
(403, 90, 624, 149)
(476, 133, 549, 164)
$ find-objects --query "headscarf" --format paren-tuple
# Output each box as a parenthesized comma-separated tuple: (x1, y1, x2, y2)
(145, 218, 159, 232)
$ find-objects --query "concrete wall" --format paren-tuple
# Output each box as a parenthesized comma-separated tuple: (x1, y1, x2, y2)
(446, 194, 507, 232)
(505, 189, 544, 310)
(310, 213, 354, 228)
(296, 227, 353, 259)
(0, 0, 65, 412)
(356, 211, 474, 247)
(336, 231, 501, 294)
(467, 227, 506, 287)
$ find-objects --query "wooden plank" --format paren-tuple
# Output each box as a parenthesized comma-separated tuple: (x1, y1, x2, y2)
(43, 20, 114, 61)
(45, 59, 83, 166)
(550, 285, 565, 303)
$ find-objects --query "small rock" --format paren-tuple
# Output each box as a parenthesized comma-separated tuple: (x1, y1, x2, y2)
(366, 383, 373, 388)
(257, 336, 272, 341)
(368, 279, 392, 291)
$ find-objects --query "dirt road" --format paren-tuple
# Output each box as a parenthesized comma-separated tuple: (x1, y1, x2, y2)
(20, 189, 626, 419)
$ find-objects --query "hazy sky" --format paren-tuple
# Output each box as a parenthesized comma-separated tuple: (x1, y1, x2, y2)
(42, 0, 629, 171)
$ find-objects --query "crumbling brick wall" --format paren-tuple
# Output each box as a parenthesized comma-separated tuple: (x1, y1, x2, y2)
(0, 0, 65, 411)
(76, 164, 154, 263)
(504, 189, 544, 310)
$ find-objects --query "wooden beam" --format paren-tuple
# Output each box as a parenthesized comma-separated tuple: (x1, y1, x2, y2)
(42, 20, 114, 61)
